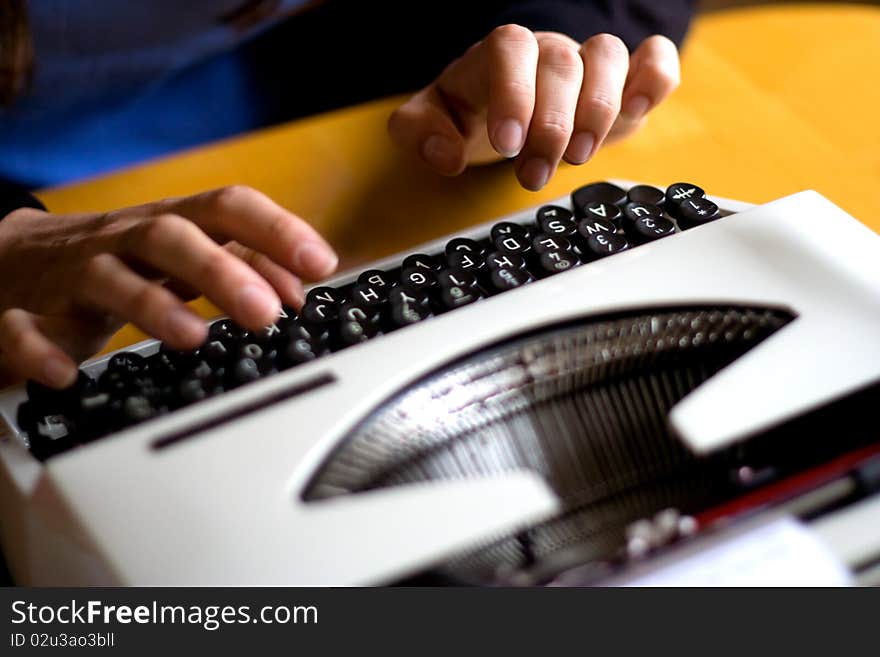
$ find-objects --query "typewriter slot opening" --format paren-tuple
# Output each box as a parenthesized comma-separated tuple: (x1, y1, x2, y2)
(303, 306, 880, 584)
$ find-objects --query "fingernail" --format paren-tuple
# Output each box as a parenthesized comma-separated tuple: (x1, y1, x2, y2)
(237, 284, 280, 323)
(566, 132, 596, 164)
(293, 241, 338, 279)
(493, 119, 524, 158)
(421, 134, 460, 173)
(622, 94, 650, 121)
(519, 158, 552, 191)
(44, 356, 75, 388)
(165, 308, 206, 343)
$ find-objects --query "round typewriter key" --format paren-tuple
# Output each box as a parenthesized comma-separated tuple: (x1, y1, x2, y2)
(208, 318, 248, 343)
(401, 253, 442, 272)
(538, 215, 578, 239)
(582, 201, 622, 224)
(122, 395, 157, 423)
(301, 299, 339, 326)
(278, 338, 321, 369)
(627, 184, 666, 206)
(485, 251, 527, 271)
(447, 250, 486, 272)
(438, 283, 481, 311)
(305, 285, 345, 306)
(626, 215, 676, 243)
(490, 267, 533, 292)
(676, 197, 721, 229)
(532, 234, 572, 254)
(622, 202, 664, 226)
(538, 249, 580, 275)
(493, 232, 532, 255)
(665, 182, 705, 214)
(177, 378, 208, 406)
(334, 319, 378, 350)
(571, 181, 627, 215)
(536, 204, 574, 224)
(350, 282, 388, 307)
(490, 221, 530, 243)
(339, 301, 381, 326)
(400, 267, 437, 291)
(228, 358, 262, 387)
(581, 231, 630, 259)
(445, 237, 485, 258)
(389, 295, 431, 328)
(576, 217, 617, 243)
(357, 269, 396, 289)
(388, 285, 430, 308)
(438, 268, 478, 290)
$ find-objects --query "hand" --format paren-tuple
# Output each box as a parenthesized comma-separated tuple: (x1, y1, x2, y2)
(389, 26, 680, 190)
(0, 186, 337, 389)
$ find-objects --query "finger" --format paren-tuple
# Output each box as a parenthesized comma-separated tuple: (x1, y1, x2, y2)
(0, 308, 78, 388)
(226, 242, 305, 309)
(168, 185, 338, 281)
(122, 213, 281, 331)
(76, 253, 208, 350)
(387, 86, 469, 176)
(611, 35, 681, 140)
(516, 33, 583, 190)
(563, 33, 630, 165)
(484, 24, 539, 158)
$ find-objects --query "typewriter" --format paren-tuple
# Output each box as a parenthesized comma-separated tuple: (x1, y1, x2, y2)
(1, 180, 879, 586)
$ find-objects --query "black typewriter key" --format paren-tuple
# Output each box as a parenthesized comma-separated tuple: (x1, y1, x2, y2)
(279, 338, 321, 369)
(437, 269, 478, 291)
(200, 339, 230, 367)
(189, 359, 214, 381)
(538, 214, 578, 238)
(227, 358, 263, 387)
(438, 284, 481, 311)
(357, 269, 396, 289)
(388, 285, 430, 309)
(493, 232, 532, 255)
(490, 267, 533, 292)
(622, 202, 664, 226)
(627, 184, 666, 206)
(576, 217, 617, 243)
(333, 319, 378, 350)
(400, 267, 437, 292)
(581, 232, 630, 260)
(445, 237, 485, 259)
(538, 249, 580, 275)
(401, 253, 442, 272)
(536, 204, 574, 224)
(16, 401, 37, 437)
(208, 318, 248, 344)
(301, 299, 339, 326)
(145, 351, 182, 383)
(676, 197, 721, 229)
(447, 250, 486, 273)
(490, 221, 530, 243)
(485, 251, 527, 271)
(29, 414, 76, 460)
(106, 351, 147, 376)
(77, 392, 120, 440)
(665, 182, 705, 213)
(389, 294, 432, 328)
(532, 234, 572, 254)
(350, 282, 388, 308)
(176, 378, 208, 406)
(339, 301, 382, 326)
(583, 201, 622, 224)
(306, 285, 346, 306)
(626, 215, 676, 243)
(571, 181, 627, 214)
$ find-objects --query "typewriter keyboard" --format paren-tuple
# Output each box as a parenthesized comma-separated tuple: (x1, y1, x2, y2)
(15, 181, 728, 459)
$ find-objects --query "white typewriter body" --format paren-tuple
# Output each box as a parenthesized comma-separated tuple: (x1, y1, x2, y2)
(1, 182, 880, 585)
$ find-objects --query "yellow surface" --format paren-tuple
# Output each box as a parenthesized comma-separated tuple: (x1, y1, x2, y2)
(37, 3, 880, 354)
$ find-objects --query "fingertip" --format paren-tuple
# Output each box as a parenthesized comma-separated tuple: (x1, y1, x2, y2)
(293, 241, 338, 280)
(491, 119, 525, 158)
(163, 307, 208, 349)
(236, 284, 281, 330)
(42, 354, 78, 389)
(421, 134, 466, 175)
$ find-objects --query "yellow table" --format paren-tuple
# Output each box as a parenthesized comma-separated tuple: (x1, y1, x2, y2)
(37, 3, 880, 354)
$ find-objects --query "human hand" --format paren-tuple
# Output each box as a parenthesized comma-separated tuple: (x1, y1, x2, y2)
(0, 186, 337, 389)
(389, 26, 680, 190)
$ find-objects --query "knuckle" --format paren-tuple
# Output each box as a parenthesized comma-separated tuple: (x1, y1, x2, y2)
(585, 33, 629, 61)
(585, 92, 620, 123)
(210, 184, 260, 211)
(81, 253, 115, 282)
(140, 213, 185, 248)
(489, 23, 535, 49)
(536, 110, 574, 141)
(540, 37, 582, 72)
(198, 248, 232, 284)
(128, 283, 166, 318)
(642, 58, 681, 89)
